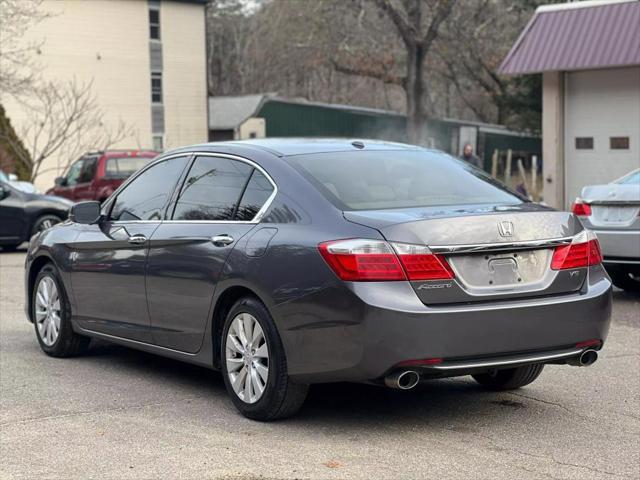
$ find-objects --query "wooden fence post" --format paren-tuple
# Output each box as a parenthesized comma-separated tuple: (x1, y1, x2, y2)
(505, 149, 512, 187)
(491, 149, 499, 178)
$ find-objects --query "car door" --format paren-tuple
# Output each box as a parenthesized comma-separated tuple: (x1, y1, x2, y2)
(0, 182, 27, 244)
(72, 156, 99, 201)
(146, 154, 276, 353)
(69, 155, 190, 342)
(52, 159, 84, 200)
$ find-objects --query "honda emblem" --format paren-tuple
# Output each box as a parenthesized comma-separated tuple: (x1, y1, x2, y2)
(498, 221, 514, 237)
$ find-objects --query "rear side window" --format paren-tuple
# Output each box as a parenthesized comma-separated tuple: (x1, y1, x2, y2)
(110, 156, 188, 221)
(287, 151, 524, 211)
(236, 170, 274, 221)
(171, 156, 275, 221)
(172, 156, 252, 221)
(106, 157, 153, 178)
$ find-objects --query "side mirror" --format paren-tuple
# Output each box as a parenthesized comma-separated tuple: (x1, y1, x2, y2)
(54, 176, 67, 187)
(69, 201, 102, 224)
(0, 184, 10, 200)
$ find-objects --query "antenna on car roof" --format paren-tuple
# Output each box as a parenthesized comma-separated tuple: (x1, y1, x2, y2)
(351, 141, 365, 149)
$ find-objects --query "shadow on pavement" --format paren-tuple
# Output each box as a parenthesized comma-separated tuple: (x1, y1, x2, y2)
(77, 339, 538, 428)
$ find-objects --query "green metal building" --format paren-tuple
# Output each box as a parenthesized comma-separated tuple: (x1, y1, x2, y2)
(208, 94, 540, 169)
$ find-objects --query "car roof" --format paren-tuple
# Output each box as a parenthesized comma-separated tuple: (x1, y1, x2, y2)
(82, 150, 159, 159)
(166, 138, 427, 157)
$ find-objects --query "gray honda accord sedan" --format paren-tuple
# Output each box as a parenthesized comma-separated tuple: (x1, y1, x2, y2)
(25, 139, 612, 420)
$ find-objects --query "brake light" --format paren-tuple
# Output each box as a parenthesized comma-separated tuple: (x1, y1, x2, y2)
(318, 239, 455, 282)
(318, 239, 405, 281)
(551, 230, 602, 270)
(571, 198, 592, 216)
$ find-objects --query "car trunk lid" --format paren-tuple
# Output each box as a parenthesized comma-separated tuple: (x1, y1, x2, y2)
(344, 207, 587, 304)
(581, 184, 640, 228)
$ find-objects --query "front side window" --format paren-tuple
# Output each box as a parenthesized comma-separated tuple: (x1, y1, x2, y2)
(77, 157, 98, 183)
(172, 156, 253, 221)
(65, 160, 85, 186)
(287, 151, 524, 211)
(110, 156, 188, 221)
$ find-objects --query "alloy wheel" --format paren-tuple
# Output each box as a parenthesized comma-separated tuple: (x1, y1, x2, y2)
(35, 276, 61, 346)
(225, 312, 269, 404)
(37, 218, 58, 233)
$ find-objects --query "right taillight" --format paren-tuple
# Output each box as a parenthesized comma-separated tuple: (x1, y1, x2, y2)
(318, 239, 455, 282)
(571, 198, 592, 216)
(551, 230, 602, 270)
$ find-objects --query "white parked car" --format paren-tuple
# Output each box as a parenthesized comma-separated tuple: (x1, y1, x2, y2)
(572, 169, 640, 292)
(0, 171, 37, 194)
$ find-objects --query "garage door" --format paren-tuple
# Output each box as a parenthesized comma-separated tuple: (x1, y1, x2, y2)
(564, 67, 640, 207)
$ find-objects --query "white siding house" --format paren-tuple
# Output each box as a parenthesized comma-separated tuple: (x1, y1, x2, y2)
(499, 0, 640, 208)
(1, 0, 208, 191)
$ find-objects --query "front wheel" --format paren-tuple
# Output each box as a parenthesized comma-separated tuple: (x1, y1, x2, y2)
(33, 265, 90, 357)
(472, 364, 544, 390)
(31, 214, 62, 237)
(221, 296, 308, 421)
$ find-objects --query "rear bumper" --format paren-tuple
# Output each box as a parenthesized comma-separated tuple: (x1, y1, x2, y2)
(277, 265, 612, 383)
(591, 228, 640, 259)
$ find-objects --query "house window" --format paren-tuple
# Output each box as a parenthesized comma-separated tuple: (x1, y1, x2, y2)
(575, 137, 593, 150)
(149, 7, 160, 40)
(152, 134, 164, 152)
(151, 72, 162, 104)
(610, 137, 629, 150)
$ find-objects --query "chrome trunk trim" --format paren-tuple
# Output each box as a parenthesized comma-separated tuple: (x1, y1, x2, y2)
(429, 236, 574, 254)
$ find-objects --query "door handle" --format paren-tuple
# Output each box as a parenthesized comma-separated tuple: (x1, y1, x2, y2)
(211, 234, 234, 246)
(128, 234, 147, 245)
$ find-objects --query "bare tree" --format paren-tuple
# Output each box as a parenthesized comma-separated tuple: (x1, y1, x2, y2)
(0, 0, 48, 95)
(1, 80, 130, 182)
(333, 0, 456, 143)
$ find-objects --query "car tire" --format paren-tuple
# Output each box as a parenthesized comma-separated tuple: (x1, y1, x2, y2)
(1, 243, 21, 252)
(221, 296, 308, 421)
(33, 264, 90, 357)
(31, 214, 63, 237)
(608, 268, 640, 293)
(472, 364, 544, 390)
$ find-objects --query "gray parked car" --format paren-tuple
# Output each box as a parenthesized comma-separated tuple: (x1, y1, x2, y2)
(572, 169, 640, 292)
(24, 140, 612, 420)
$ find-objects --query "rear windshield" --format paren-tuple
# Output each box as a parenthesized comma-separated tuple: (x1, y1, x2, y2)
(105, 156, 153, 178)
(616, 170, 640, 185)
(287, 150, 524, 211)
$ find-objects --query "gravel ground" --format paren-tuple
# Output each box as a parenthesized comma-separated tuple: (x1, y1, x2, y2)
(1, 249, 638, 480)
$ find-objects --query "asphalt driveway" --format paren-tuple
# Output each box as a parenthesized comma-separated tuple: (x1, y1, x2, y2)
(1, 249, 638, 479)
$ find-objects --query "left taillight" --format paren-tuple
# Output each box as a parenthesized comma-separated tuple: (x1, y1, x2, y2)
(571, 198, 592, 216)
(318, 239, 454, 282)
(551, 230, 603, 270)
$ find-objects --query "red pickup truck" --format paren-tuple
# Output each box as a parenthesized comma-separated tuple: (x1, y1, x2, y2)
(47, 150, 158, 203)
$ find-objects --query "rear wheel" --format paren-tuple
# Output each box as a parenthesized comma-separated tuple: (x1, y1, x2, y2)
(1, 243, 21, 252)
(33, 265, 90, 357)
(221, 296, 308, 421)
(608, 268, 640, 293)
(472, 364, 544, 390)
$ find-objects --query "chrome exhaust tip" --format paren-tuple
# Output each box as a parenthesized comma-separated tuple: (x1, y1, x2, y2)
(385, 370, 420, 390)
(568, 349, 598, 367)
